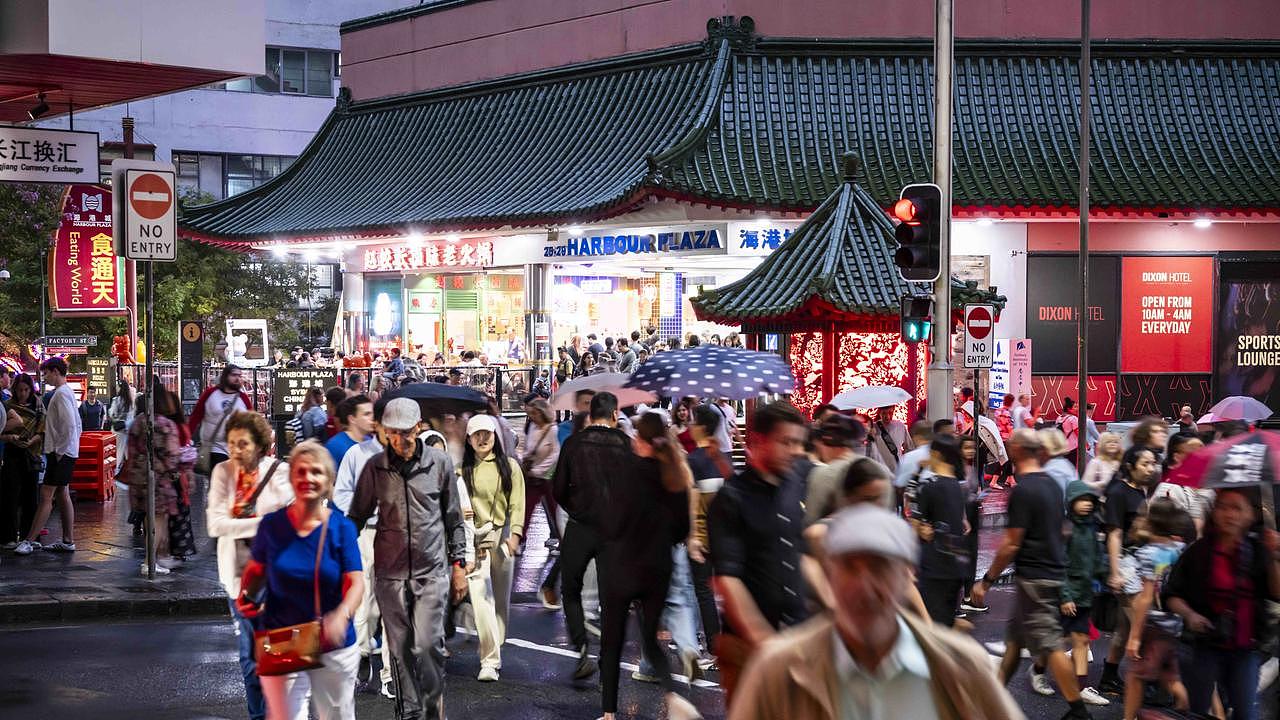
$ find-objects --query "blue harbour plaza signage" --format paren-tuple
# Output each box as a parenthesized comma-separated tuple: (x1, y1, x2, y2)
(543, 225, 726, 259)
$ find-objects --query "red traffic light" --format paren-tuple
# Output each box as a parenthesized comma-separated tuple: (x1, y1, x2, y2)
(893, 198, 920, 225)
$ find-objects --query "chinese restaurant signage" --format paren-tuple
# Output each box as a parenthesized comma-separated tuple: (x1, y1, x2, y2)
(1120, 256, 1213, 373)
(360, 238, 495, 273)
(0, 127, 99, 184)
(49, 184, 128, 318)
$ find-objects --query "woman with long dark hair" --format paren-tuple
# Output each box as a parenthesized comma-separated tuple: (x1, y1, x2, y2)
(125, 385, 193, 573)
(157, 385, 198, 561)
(911, 433, 972, 626)
(597, 411, 699, 720)
(459, 413, 525, 682)
(0, 373, 42, 546)
(1165, 487, 1280, 720)
(109, 378, 134, 475)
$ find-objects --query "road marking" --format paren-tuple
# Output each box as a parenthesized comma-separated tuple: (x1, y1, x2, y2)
(456, 627, 721, 690)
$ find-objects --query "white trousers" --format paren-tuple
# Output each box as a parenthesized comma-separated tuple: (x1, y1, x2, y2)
(260, 643, 360, 720)
(468, 545, 514, 670)
(354, 526, 392, 685)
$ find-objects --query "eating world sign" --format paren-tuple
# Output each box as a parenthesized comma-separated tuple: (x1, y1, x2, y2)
(49, 184, 127, 318)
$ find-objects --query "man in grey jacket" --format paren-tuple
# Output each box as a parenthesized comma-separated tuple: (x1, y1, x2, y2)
(349, 398, 468, 720)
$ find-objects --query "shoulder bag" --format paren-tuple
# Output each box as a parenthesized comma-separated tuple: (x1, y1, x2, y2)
(253, 512, 329, 676)
(195, 397, 235, 476)
(233, 459, 285, 579)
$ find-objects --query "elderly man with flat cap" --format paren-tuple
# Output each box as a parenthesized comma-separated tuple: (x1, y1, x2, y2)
(729, 504, 1022, 720)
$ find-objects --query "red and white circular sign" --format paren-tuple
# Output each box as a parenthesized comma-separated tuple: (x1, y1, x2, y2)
(128, 173, 173, 220)
(966, 305, 993, 340)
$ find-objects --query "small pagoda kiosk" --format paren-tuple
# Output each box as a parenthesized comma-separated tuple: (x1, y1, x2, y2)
(692, 153, 1004, 418)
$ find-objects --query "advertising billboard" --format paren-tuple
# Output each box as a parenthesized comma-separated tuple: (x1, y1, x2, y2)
(49, 185, 127, 318)
(1025, 255, 1119, 374)
(1120, 256, 1213, 373)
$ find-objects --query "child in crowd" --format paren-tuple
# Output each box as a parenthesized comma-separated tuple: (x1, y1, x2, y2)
(1060, 481, 1112, 707)
(1123, 498, 1192, 720)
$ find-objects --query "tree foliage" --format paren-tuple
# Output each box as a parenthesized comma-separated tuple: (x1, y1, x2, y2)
(0, 183, 338, 363)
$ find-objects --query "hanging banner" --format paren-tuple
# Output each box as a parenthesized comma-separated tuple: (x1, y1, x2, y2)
(1120, 256, 1214, 373)
(49, 184, 128, 318)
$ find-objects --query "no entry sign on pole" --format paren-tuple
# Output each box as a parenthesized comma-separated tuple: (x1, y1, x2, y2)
(963, 304, 995, 369)
(120, 168, 177, 262)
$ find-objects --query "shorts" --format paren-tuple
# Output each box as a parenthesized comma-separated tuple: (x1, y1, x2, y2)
(1060, 607, 1092, 635)
(1007, 577, 1065, 658)
(44, 453, 75, 487)
(1130, 628, 1181, 683)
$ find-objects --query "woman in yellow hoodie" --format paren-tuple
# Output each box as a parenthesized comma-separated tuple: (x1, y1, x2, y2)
(460, 413, 525, 682)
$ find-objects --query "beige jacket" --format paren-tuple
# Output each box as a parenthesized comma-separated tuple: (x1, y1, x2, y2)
(206, 456, 293, 597)
(729, 613, 1024, 720)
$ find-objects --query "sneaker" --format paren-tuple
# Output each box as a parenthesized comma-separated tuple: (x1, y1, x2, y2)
(697, 656, 718, 672)
(682, 649, 704, 683)
(666, 693, 703, 720)
(1065, 647, 1095, 663)
(46, 541, 76, 553)
(2, 541, 17, 550)
(157, 556, 180, 569)
(960, 599, 990, 613)
(540, 586, 562, 610)
(380, 681, 396, 700)
(631, 669, 661, 684)
(983, 641, 1031, 658)
(1029, 666, 1055, 696)
(477, 667, 499, 682)
(13, 540, 40, 555)
(573, 645, 598, 680)
(1079, 687, 1111, 706)
(954, 609, 968, 620)
(140, 562, 171, 576)
(1097, 675, 1125, 695)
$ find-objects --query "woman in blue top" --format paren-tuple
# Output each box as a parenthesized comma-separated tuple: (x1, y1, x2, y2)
(237, 441, 364, 720)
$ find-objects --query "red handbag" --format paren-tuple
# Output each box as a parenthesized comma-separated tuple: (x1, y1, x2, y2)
(253, 516, 329, 676)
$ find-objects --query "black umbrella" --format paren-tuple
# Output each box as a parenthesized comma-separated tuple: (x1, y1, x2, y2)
(376, 381, 488, 419)
(625, 345, 796, 400)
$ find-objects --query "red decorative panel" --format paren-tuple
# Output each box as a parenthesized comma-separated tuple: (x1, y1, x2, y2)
(1030, 375, 1118, 422)
(834, 332, 917, 423)
(788, 331, 826, 417)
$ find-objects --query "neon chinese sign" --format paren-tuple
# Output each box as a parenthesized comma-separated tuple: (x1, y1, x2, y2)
(360, 239, 494, 273)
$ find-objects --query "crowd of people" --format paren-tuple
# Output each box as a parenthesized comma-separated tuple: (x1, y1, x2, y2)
(4, 338, 1278, 720)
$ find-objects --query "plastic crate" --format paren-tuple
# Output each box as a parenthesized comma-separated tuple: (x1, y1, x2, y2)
(70, 431, 117, 502)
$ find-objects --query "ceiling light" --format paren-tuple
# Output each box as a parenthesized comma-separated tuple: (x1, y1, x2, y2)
(271, 245, 288, 259)
(567, 226, 584, 237)
(446, 233, 460, 243)
(1193, 218, 1212, 229)
(975, 218, 994, 227)
(27, 93, 49, 121)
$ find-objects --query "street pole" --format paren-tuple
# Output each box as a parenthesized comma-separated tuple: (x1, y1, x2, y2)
(144, 260, 155, 580)
(39, 244, 46, 390)
(1076, 0, 1092, 466)
(123, 117, 139, 357)
(927, 0, 955, 423)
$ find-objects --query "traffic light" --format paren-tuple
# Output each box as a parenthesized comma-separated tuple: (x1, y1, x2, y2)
(900, 296, 933, 344)
(892, 183, 942, 282)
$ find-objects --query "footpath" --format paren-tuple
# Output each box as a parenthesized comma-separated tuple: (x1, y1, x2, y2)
(1, 480, 228, 624)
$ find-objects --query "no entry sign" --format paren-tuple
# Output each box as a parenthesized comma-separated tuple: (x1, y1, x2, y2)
(964, 304, 995, 368)
(119, 167, 177, 262)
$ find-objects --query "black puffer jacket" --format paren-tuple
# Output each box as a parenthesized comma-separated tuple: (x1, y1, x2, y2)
(553, 424, 632, 527)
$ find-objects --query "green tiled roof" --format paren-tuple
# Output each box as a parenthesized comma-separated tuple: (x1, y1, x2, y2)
(181, 28, 1280, 242)
(692, 154, 915, 326)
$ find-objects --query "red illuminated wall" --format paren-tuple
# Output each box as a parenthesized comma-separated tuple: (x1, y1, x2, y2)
(1031, 375, 1118, 422)
(788, 331, 925, 421)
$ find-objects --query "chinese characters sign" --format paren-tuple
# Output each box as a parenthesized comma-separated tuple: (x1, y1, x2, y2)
(1120, 256, 1213, 373)
(272, 369, 339, 417)
(50, 184, 127, 318)
(0, 127, 100, 184)
(360, 239, 494, 273)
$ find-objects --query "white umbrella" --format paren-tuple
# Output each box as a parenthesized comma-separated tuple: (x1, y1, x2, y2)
(830, 385, 912, 410)
(550, 372, 656, 412)
(1207, 396, 1274, 422)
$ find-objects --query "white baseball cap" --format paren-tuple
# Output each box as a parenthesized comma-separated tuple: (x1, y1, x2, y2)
(825, 504, 919, 564)
(381, 397, 421, 431)
(466, 414, 499, 436)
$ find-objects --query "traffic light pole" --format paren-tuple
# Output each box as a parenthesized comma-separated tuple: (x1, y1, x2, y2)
(927, 0, 955, 423)
(1076, 0, 1092, 466)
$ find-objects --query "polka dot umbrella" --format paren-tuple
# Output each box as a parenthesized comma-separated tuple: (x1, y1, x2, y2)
(624, 345, 796, 400)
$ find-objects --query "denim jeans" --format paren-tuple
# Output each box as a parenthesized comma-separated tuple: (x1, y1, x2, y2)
(1185, 645, 1262, 720)
(229, 599, 266, 720)
(638, 545, 701, 676)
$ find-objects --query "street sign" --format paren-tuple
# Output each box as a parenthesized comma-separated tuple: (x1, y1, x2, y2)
(39, 335, 98, 347)
(0, 127, 100, 184)
(963, 304, 995, 368)
(273, 369, 340, 418)
(178, 321, 205, 416)
(121, 168, 177, 261)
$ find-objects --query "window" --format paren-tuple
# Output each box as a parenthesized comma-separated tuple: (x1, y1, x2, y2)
(222, 47, 337, 97)
(174, 151, 295, 201)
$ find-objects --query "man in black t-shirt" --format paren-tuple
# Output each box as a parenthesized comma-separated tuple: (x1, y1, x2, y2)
(972, 429, 1092, 720)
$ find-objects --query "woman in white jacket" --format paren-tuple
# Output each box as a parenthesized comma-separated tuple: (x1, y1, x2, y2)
(206, 411, 292, 720)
